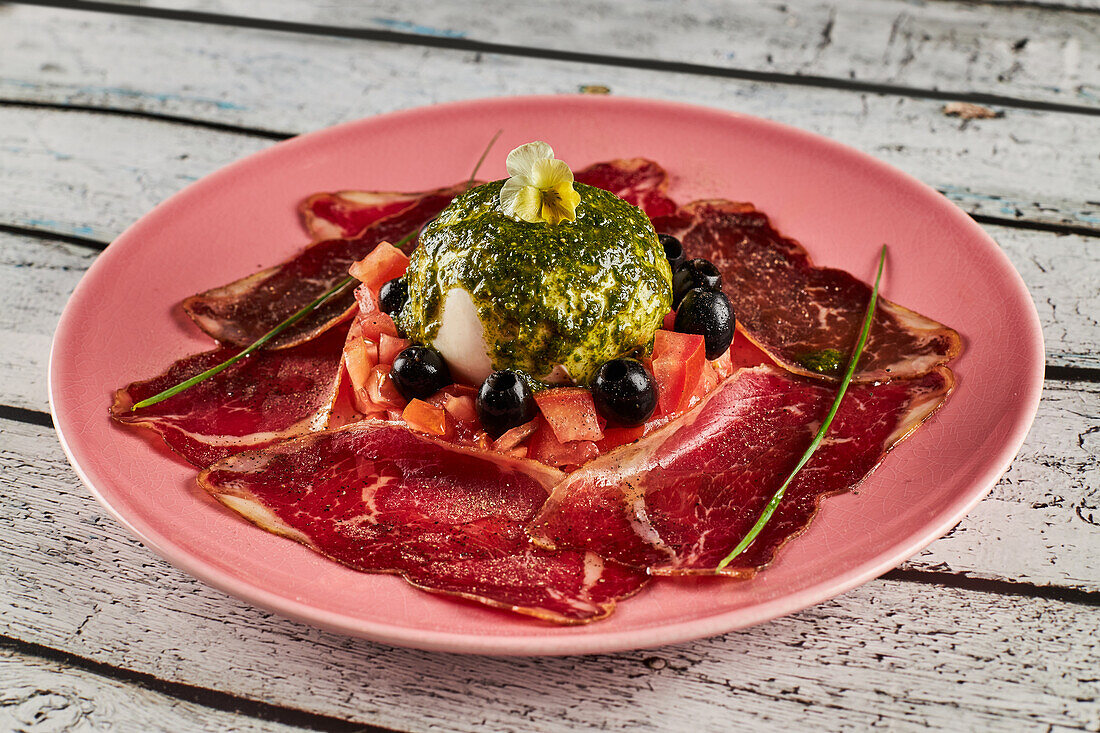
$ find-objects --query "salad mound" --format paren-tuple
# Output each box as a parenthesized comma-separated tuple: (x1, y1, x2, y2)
(398, 179, 672, 385)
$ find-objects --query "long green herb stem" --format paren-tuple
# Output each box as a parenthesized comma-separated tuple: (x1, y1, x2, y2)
(468, 129, 503, 190)
(133, 131, 505, 412)
(132, 228, 419, 411)
(131, 276, 357, 410)
(716, 244, 887, 570)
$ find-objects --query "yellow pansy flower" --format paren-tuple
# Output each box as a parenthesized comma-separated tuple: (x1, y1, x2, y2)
(499, 141, 581, 225)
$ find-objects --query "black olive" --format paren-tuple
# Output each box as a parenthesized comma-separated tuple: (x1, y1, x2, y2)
(658, 234, 686, 273)
(672, 258, 723, 308)
(390, 346, 452, 401)
(591, 358, 658, 427)
(379, 277, 408, 318)
(476, 370, 536, 439)
(674, 288, 735, 360)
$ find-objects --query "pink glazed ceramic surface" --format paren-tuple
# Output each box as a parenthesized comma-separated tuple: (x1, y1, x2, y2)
(50, 96, 1044, 656)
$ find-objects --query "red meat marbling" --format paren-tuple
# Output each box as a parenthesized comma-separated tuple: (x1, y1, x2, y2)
(654, 200, 963, 382)
(110, 328, 347, 467)
(573, 158, 679, 218)
(299, 185, 467, 241)
(528, 365, 954, 576)
(199, 422, 648, 623)
(182, 185, 466, 349)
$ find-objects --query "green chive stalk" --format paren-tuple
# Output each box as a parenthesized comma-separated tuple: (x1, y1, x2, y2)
(716, 244, 887, 570)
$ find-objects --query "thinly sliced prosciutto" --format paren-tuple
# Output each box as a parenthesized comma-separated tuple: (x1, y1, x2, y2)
(182, 185, 466, 349)
(529, 365, 954, 576)
(655, 201, 962, 382)
(198, 423, 648, 623)
(299, 185, 478, 241)
(110, 328, 346, 467)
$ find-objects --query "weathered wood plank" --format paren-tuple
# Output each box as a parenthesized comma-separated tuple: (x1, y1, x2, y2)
(0, 648, 311, 733)
(2, 6, 1098, 232)
(1, 415, 1096, 730)
(77, 0, 1100, 110)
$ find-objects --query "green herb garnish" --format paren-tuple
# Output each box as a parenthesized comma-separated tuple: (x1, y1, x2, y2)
(133, 132, 506, 412)
(716, 244, 886, 570)
(796, 347, 844, 375)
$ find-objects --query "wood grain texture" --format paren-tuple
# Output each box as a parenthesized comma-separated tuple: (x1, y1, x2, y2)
(2, 1, 1098, 726)
(77, 0, 1100, 110)
(1, 419, 1097, 732)
(2, 6, 1099, 233)
(0, 648, 308, 733)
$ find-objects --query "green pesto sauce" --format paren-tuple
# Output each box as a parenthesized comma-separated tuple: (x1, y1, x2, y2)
(397, 180, 672, 385)
(796, 348, 844, 375)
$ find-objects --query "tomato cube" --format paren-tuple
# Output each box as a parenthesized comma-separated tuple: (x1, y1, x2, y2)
(534, 387, 604, 442)
(358, 311, 400, 341)
(492, 419, 539, 452)
(651, 330, 706, 415)
(596, 424, 645, 453)
(443, 394, 479, 425)
(402, 399, 449, 437)
(528, 417, 599, 468)
(349, 241, 410, 299)
(343, 336, 378, 394)
(366, 364, 406, 411)
(378, 334, 411, 366)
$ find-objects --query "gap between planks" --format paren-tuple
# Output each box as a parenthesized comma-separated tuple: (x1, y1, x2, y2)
(0, 635, 392, 733)
(9, 0, 1100, 118)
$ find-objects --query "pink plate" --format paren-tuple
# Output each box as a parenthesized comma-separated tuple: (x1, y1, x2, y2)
(50, 96, 1043, 655)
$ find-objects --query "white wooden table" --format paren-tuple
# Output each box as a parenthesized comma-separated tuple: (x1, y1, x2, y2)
(2, 2, 1098, 730)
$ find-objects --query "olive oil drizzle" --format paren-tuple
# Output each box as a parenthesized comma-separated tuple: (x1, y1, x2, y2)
(716, 245, 886, 570)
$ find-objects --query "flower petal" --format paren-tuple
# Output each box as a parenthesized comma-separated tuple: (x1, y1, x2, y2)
(530, 157, 574, 189)
(540, 181, 581, 225)
(501, 179, 544, 222)
(505, 141, 554, 181)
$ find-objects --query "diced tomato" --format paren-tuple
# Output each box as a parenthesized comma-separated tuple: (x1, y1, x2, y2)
(534, 387, 604, 442)
(506, 446, 528, 460)
(528, 416, 599, 468)
(596, 424, 645, 453)
(402, 399, 449, 437)
(349, 241, 410, 299)
(662, 311, 677, 331)
(351, 386, 383, 417)
(365, 364, 406, 411)
(492, 419, 539, 452)
(343, 337, 378, 394)
(378, 334, 411, 366)
(683, 360, 719, 411)
(354, 282, 378, 314)
(443, 394, 478, 424)
(358, 311, 400, 341)
(651, 330, 706, 415)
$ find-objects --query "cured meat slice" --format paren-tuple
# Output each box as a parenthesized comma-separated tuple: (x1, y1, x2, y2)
(574, 158, 679, 219)
(110, 327, 346, 467)
(656, 201, 962, 382)
(529, 365, 954, 576)
(301, 160, 677, 243)
(299, 185, 476, 241)
(182, 185, 466, 349)
(198, 423, 648, 623)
